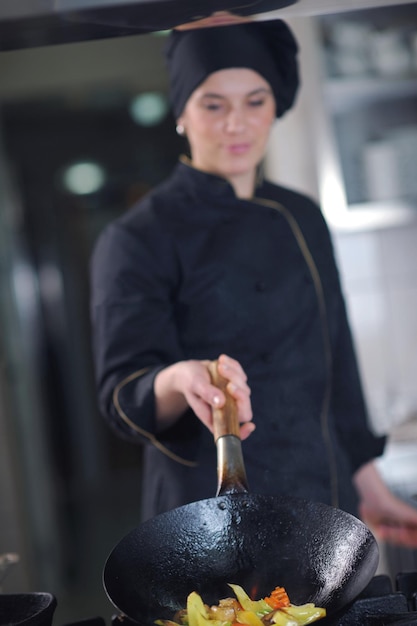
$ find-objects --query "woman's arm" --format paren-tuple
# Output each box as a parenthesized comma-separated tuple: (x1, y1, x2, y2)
(354, 460, 417, 547)
(154, 354, 255, 439)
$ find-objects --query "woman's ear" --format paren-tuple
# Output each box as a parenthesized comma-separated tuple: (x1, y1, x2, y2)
(176, 121, 186, 136)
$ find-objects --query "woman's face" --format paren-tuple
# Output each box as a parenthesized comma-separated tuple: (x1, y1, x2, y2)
(178, 68, 276, 184)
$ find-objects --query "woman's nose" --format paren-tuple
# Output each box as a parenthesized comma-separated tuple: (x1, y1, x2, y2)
(225, 108, 246, 132)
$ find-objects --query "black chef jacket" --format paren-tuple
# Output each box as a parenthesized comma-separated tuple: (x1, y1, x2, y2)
(90, 159, 386, 521)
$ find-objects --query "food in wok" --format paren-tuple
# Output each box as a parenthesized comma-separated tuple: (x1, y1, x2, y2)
(156, 583, 326, 626)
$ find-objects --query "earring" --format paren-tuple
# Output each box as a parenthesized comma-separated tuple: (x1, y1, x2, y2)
(176, 123, 185, 136)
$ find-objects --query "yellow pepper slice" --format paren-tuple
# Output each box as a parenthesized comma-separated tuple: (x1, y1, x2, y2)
(228, 584, 271, 616)
(186, 592, 231, 626)
(235, 610, 264, 626)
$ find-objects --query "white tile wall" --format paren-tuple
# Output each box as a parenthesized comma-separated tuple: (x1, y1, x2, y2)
(333, 231, 383, 286)
(333, 221, 417, 435)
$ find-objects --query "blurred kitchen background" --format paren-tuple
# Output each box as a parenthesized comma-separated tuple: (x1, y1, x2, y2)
(0, 2, 417, 623)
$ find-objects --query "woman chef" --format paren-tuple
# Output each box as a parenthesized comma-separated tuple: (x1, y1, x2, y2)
(90, 18, 417, 546)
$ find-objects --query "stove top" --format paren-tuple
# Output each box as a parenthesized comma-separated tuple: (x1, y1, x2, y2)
(319, 572, 417, 625)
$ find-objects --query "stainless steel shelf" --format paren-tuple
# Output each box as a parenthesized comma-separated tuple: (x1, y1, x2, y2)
(302, 6, 417, 230)
(324, 75, 417, 113)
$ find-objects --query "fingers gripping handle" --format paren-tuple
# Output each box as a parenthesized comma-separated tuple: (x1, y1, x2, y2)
(207, 360, 240, 442)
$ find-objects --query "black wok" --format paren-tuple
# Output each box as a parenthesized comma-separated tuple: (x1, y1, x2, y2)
(103, 362, 379, 624)
(0, 593, 56, 626)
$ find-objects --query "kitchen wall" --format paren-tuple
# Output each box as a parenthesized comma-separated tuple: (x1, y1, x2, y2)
(334, 222, 417, 436)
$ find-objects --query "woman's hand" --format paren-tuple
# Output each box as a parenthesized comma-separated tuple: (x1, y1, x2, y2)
(154, 354, 254, 440)
(354, 460, 417, 548)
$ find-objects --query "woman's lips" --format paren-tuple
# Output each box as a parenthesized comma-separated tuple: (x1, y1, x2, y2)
(227, 143, 251, 155)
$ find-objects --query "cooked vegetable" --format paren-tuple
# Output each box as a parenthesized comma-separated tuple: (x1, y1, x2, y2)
(264, 587, 290, 610)
(155, 584, 326, 626)
(228, 585, 271, 616)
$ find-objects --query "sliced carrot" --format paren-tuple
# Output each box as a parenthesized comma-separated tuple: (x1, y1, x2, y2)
(263, 587, 290, 610)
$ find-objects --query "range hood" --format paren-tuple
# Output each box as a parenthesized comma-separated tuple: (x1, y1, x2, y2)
(0, 0, 415, 50)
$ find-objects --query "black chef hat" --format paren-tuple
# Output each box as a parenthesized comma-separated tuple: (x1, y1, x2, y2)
(164, 19, 299, 119)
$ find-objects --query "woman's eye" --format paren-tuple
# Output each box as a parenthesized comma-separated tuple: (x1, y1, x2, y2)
(248, 99, 265, 107)
(204, 103, 222, 111)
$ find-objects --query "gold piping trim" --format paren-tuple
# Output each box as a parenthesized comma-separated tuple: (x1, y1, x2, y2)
(112, 368, 198, 467)
(253, 197, 339, 508)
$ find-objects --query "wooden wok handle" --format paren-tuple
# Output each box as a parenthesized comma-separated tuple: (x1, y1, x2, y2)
(207, 360, 249, 495)
(207, 360, 240, 442)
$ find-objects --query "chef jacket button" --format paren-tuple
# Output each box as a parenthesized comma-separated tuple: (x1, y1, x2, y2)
(261, 352, 273, 363)
(255, 280, 266, 292)
(269, 209, 279, 219)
